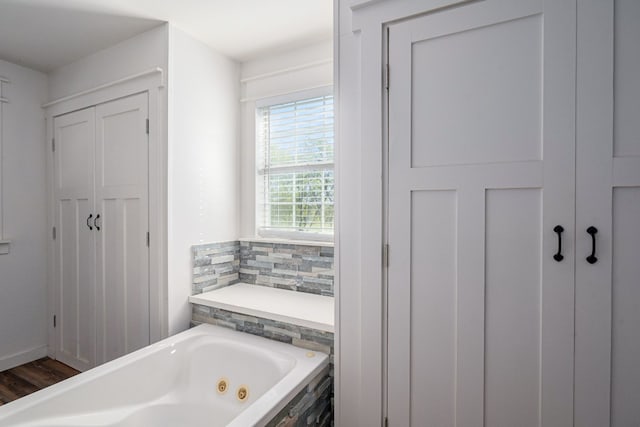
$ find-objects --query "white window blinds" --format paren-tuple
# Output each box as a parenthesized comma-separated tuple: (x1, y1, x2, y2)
(257, 93, 334, 237)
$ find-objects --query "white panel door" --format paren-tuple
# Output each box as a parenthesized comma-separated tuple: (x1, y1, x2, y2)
(53, 108, 96, 372)
(387, 1, 576, 426)
(575, 1, 640, 425)
(94, 93, 150, 365)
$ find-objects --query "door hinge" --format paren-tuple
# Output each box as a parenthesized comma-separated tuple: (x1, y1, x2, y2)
(52, 226, 56, 240)
(146, 231, 150, 247)
(53, 315, 56, 328)
(384, 417, 389, 427)
(145, 118, 149, 134)
(384, 63, 390, 90)
(52, 138, 55, 152)
(383, 244, 389, 267)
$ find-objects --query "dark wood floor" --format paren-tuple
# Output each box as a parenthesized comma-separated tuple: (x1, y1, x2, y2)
(0, 358, 79, 406)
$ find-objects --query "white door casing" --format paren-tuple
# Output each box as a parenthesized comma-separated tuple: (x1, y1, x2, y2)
(387, 1, 576, 426)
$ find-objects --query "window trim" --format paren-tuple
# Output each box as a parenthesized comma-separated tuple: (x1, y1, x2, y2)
(254, 86, 334, 243)
(254, 85, 333, 110)
(0, 76, 8, 244)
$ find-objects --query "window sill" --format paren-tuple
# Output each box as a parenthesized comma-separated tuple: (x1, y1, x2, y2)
(0, 240, 10, 255)
(240, 236, 334, 248)
(257, 228, 333, 244)
(189, 283, 334, 333)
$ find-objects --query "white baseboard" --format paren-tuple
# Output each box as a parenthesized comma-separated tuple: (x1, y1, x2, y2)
(0, 345, 48, 372)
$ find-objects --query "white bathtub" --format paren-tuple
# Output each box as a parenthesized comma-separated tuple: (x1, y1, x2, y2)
(0, 324, 329, 427)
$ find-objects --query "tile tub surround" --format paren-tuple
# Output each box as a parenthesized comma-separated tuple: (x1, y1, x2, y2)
(239, 239, 335, 297)
(191, 304, 334, 359)
(192, 241, 240, 294)
(266, 365, 333, 427)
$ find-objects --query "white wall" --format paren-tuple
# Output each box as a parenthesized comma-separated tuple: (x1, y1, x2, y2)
(47, 24, 169, 101)
(0, 59, 49, 370)
(239, 39, 333, 237)
(167, 26, 240, 335)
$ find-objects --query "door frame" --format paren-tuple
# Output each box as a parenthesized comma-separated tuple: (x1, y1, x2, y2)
(336, 1, 479, 425)
(45, 68, 167, 360)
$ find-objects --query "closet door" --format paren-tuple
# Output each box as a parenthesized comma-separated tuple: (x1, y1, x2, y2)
(575, 1, 640, 425)
(387, 1, 576, 426)
(94, 93, 150, 364)
(53, 108, 96, 372)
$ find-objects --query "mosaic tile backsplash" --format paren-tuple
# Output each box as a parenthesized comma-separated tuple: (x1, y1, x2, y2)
(192, 305, 334, 358)
(192, 239, 334, 297)
(192, 241, 240, 294)
(239, 240, 334, 297)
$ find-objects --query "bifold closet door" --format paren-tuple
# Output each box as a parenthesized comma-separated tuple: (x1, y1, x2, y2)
(94, 93, 150, 365)
(53, 108, 96, 372)
(387, 1, 576, 426)
(575, 1, 640, 426)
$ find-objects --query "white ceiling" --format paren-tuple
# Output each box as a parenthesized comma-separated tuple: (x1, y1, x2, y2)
(0, 0, 333, 72)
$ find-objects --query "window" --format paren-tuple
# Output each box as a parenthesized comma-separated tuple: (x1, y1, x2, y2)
(256, 89, 334, 240)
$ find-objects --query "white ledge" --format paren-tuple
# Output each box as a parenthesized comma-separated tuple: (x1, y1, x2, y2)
(0, 240, 10, 255)
(239, 237, 334, 248)
(189, 283, 334, 333)
(42, 67, 164, 108)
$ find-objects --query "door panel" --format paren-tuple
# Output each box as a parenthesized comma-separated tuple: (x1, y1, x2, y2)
(54, 108, 95, 372)
(611, 188, 640, 425)
(613, 0, 640, 158)
(387, 1, 575, 426)
(411, 14, 542, 167)
(58, 123, 93, 188)
(410, 190, 457, 426)
(484, 189, 541, 427)
(95, 93, 149, 365)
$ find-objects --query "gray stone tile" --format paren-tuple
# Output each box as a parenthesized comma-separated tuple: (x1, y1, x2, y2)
(193, 239, 333, 296)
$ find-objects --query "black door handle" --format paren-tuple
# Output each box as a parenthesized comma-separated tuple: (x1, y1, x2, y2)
(94, 214, 101, 231)
(586, 226, 598, 264)
(553, 225, 564, 262)
(86, 214, 93, 230)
